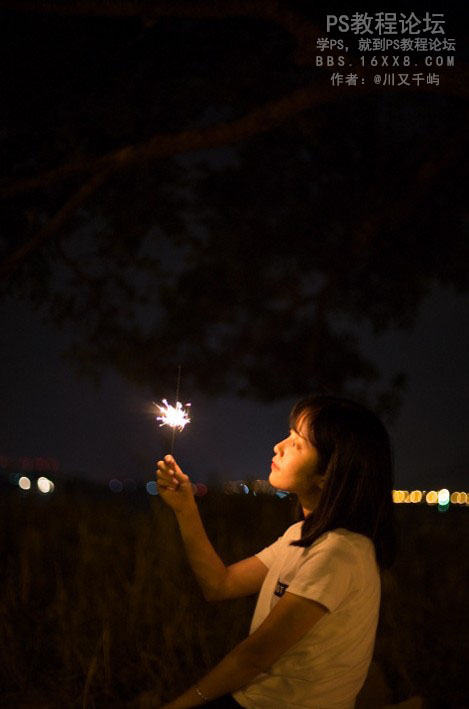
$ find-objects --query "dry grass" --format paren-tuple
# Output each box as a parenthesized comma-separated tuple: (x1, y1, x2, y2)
(0, 486, 467, 708)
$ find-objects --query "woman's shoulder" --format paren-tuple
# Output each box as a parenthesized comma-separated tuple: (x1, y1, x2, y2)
(308, 528, 377, 564)
(281, 523, 376, 563)
(325, 529, 379, 576)
(281, 520, 304, 542)
(329, 527, 374, 545)
(319, 527, 375, 551)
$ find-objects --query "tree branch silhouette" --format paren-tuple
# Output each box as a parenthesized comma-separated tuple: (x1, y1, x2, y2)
(1, 0, 466, 282)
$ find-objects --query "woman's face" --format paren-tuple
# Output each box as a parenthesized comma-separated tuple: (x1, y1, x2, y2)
(269, 414, 324, 495)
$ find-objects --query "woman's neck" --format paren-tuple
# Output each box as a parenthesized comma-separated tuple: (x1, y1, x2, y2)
(298, 487, 322, 518)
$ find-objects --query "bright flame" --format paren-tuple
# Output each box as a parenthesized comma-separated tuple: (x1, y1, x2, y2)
(155, 399, 191, 431)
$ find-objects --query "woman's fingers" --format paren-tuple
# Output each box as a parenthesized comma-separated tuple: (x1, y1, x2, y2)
(163, 455, 187, 481)
(155, 455, 190, 495)
(163, 454, 177, 471)
(156, 459, 179, 490)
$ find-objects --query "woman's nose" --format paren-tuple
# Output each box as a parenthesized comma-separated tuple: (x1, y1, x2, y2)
(274, 439, 284, 455)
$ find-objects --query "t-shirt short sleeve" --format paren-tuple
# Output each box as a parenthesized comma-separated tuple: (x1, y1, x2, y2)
(254, 534, 285, 569)
(287, 535, 358, 612)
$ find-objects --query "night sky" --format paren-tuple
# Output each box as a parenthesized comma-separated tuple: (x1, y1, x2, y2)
(2, 286, 468, 490)
(1, 4, 468, 492)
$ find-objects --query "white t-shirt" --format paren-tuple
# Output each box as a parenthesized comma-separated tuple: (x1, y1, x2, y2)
(232, 522, 380, 709)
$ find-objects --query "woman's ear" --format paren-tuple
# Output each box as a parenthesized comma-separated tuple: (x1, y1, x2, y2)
(317, 473, 327, 490)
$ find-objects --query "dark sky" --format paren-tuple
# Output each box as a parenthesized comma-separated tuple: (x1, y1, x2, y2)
(1, 5, 468, 493)
(2, 285, 468, 490)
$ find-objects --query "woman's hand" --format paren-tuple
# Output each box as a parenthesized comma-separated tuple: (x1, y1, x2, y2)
(156, 455, 197, 515)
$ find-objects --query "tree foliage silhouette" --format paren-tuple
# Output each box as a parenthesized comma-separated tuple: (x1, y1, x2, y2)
(1, 2, 468, 415)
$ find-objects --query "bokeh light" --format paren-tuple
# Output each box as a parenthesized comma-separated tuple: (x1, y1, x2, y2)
(146, 481, 158, 495)
(195, 483, 208, 497)
(37, 477, 54, 493)
(18, 476, 31, 490)
(438, 488, 450, 505)
(109, 479, 123, 493)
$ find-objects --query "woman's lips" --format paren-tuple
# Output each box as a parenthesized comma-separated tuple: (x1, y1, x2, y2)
(271, 460, 279, 470)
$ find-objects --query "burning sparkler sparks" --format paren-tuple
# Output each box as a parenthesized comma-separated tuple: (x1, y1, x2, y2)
(155, 399, 191, 431)
(155, 365, 191, 454)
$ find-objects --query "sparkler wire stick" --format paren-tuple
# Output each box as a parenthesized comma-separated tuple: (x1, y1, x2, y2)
(170, 364, 182, 455)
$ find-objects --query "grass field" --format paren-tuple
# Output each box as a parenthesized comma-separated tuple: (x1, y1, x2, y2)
(0, 485, 467, 708)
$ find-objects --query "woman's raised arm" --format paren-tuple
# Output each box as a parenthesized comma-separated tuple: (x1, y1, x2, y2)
(156, 456, 267, 601)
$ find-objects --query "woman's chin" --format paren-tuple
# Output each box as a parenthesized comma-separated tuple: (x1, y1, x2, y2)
(269, 470, 288, 491)
(268, 470, 278, 487)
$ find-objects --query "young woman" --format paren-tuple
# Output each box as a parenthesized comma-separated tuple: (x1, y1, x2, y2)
(155, 394, 396, 709)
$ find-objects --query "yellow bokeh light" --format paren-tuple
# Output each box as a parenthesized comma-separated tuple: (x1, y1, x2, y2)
(390, 488, 469, 507)
(18, 476, 31, 490)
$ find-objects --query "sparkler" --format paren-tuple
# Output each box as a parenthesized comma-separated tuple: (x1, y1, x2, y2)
(155, 365, 191, 455)
(155, 399, 191, 431)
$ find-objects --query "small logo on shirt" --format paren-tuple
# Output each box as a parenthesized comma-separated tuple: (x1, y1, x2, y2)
(274, 580, 289, 597)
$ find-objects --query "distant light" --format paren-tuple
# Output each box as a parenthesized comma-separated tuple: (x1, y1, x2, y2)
(109, 479, 123, 493)
(227, 481, 250, 494)
(410, 490, 423, 503)
(426, 491, 438, 505)
(18, 476, 31, 491)
(452, 491, 468, 505)
(195, 483, 208, 497)
(37, 477, 53, 494)
(249, 480, 276, 496)
(146, 481, 158, 496)
(438, 489, 450, 505)
(223, 482, 235, 495)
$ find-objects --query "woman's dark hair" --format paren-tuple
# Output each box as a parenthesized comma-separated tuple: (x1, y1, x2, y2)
(289, 394, 397, 570)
